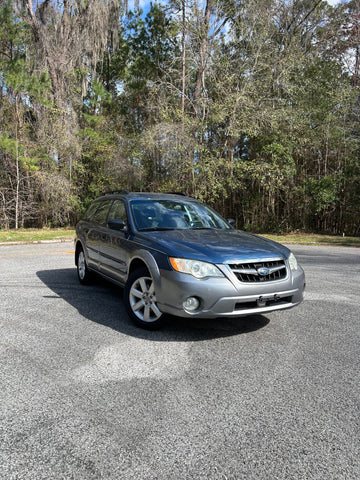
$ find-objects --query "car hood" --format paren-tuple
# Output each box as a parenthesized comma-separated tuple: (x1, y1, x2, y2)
(137, 229, 290, 264)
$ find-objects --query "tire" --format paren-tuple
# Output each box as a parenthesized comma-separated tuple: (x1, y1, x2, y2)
(76, 247, 93, 285)
(124, 268, 164, 329)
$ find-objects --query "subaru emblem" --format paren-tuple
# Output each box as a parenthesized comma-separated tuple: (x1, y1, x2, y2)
(257, 267, 269, 276)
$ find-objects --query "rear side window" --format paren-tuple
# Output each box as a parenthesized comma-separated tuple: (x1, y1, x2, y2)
(91, 200, 112, 225)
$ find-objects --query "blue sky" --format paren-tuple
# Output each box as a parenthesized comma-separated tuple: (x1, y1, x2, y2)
(134, 0, 345, 9)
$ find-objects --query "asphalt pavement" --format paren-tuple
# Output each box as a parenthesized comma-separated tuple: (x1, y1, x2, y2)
(0, 243, 359, 479)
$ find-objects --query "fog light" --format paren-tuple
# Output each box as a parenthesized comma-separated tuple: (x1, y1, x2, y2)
(183, 296, 200, 312)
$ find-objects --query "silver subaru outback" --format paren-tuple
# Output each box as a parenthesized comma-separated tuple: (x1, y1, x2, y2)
(75, 192, 305, 329)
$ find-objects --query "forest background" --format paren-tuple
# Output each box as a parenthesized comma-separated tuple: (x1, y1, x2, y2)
(0, 0, 359, 235)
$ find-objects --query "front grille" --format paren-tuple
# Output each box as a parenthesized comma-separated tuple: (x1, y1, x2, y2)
(229, 260, 287, 283)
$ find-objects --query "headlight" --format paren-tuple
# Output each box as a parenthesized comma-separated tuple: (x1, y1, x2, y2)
(169, 257, 223, 279)
(288, 252, 298, 271)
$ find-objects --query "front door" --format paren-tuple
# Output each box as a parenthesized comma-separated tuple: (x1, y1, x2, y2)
(99, 199, 130, 283)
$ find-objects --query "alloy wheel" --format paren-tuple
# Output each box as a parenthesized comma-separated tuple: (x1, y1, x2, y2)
(129, 276, 162, 323)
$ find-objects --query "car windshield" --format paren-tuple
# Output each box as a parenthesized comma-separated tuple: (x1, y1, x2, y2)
(130, 199, 231, 231)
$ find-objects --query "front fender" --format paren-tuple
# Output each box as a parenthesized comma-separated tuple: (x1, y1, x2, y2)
(129, 249, 162, 286)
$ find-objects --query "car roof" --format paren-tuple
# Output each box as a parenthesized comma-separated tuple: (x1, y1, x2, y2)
(95, 192, 195, 202)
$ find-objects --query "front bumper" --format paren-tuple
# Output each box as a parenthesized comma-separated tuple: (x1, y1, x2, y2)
(155, 265, 305, 319)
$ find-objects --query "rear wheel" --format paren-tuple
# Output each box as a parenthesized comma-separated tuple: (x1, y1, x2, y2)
(124, 268, 164, 329)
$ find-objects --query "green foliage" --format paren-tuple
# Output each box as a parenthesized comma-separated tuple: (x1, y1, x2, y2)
(3, 58, 51, 101)
(0, 135, 23, 159)
(305, 176, 339, 214)
(0, 1, 50, 101)
(0, 0, 359, 234)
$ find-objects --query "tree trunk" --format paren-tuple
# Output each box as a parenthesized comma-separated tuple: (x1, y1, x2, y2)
(14, 94, 21, 230)
(193, 0, 211, 115)
(181, 0, 186, 116)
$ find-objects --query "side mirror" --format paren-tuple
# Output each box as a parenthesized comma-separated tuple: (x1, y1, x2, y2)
(227, 219, 236, 228)
(108, 219, 127, 232)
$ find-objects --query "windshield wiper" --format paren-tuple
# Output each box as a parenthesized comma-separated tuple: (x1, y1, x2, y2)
(138, 227, 177, 232)
(190, 227, 217, 230)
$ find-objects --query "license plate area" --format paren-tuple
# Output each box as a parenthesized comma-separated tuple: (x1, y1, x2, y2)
(234, 294, 293, 311)
(257, 294, 281, 307)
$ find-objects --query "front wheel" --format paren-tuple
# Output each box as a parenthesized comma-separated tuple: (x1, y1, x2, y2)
(76, 247, 93, 285)
(124, 268, 164, 329)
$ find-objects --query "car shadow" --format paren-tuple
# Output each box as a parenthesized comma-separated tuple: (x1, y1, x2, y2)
(36, 268, 270, 341)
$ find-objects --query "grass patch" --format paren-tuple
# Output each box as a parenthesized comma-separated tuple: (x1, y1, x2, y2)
(262, 233, 360, 247)
(0, 228, 75, 243)
(0, 228, 359, 247)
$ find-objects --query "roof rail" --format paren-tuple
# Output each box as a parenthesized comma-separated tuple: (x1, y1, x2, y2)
(103, 190, 129, 195)
(165, 192, 186, 196)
